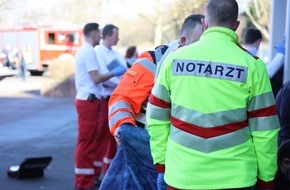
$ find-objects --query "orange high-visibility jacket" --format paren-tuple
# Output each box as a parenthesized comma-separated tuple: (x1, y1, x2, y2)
(108, 45, 171, 135)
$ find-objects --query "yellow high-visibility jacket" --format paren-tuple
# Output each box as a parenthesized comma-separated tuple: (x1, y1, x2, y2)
(146, 27, 280, 189)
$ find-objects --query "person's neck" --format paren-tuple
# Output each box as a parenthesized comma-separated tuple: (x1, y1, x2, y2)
(102, 41, 112, 50)
(247, 43, 259, 49)
(85, 38, 94, 47)
(244, 45, 258, 56)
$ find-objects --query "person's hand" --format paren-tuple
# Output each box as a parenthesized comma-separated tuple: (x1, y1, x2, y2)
(111, 65, 126, 76)
(275, 38, 285, 55)
(114, 123, 135, 145)
(157, 173, 166, 190)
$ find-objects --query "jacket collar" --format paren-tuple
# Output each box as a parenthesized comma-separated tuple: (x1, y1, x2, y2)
(201, 27, 239, 44)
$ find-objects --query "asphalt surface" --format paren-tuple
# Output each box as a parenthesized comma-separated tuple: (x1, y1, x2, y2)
(0, 76, 77, 190)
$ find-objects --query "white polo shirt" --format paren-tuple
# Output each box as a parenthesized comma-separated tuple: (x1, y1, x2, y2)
(75, 42, 101, 100)
(94, 42, 127, 98)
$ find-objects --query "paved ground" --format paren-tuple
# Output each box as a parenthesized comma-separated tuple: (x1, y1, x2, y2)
(0, 76, 77, 190)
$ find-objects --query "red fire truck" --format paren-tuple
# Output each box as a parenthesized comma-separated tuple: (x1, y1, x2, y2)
(0, 24, 82, 75)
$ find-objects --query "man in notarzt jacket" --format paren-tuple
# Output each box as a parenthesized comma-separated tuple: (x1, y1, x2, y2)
(146, 0, 280, 189)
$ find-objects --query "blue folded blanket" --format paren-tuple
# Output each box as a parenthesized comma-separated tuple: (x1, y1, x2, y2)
(99, 124, 157, 190)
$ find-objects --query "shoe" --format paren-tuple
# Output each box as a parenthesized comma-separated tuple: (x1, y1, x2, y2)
(94, 179, 102, 187)
(73, 179, 101, 190)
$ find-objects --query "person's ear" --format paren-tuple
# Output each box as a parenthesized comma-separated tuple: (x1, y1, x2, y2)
(254, 39, 262, 48)
(233, 20, 240, 31)
(201, 18, 208, 31)
(282, 158, 290, 169)
(91, 31, 98, 38)
(179, 36, 187, 47)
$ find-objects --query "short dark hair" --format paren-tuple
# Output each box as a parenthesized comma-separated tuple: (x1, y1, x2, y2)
(244, 27, 262, 44)
(278, 140, 290, 164)
(102, 24, 118, 38)
(83, 23, 99, 37)
(180, 14, 204, 35)
(206, 0, 239, 26)
(125, 46, 137, 58)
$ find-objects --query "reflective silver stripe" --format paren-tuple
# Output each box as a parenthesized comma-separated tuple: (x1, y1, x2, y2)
(137, 58, 157, 76)
(154, 47, 165, 62)
(155, 41, 179, 81)
(109, 100, 132, 116)
(103, 157, 112, 164)
(172, 59, 248, 83)
(248, 91, 275, 111)
(136, 112, 147, 126)
(109, 110, 134, 130)
(147, 103, 170, 121)
(249, 115, 280, 131)
(75, 168, 94, 175)
(170, 125, 251, 153)
(94, 161, 102, 167)
(151, 83, 171, 103)
(171, 104, 247, 128)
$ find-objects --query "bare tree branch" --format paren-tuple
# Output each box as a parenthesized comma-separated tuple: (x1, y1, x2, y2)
(244, 0, 270, 41)
(253, 0, 261, 18)
(245, 8, 269, 40)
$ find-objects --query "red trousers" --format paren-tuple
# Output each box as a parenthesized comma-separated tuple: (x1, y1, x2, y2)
(96, 98, 117, 176)
(74, 98, 116, 189)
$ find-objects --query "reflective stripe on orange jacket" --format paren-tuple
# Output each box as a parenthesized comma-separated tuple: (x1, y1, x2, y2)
(108, 46, 168, 135)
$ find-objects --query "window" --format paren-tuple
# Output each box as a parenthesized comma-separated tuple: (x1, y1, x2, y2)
(67, 33, 75, 43)
(58, 33, 66, 43)
(48, 33, 55, 44)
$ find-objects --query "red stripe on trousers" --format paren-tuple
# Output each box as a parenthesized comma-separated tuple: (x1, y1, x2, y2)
(97, 98, 117, 177)
(75, 99, 100, 189)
